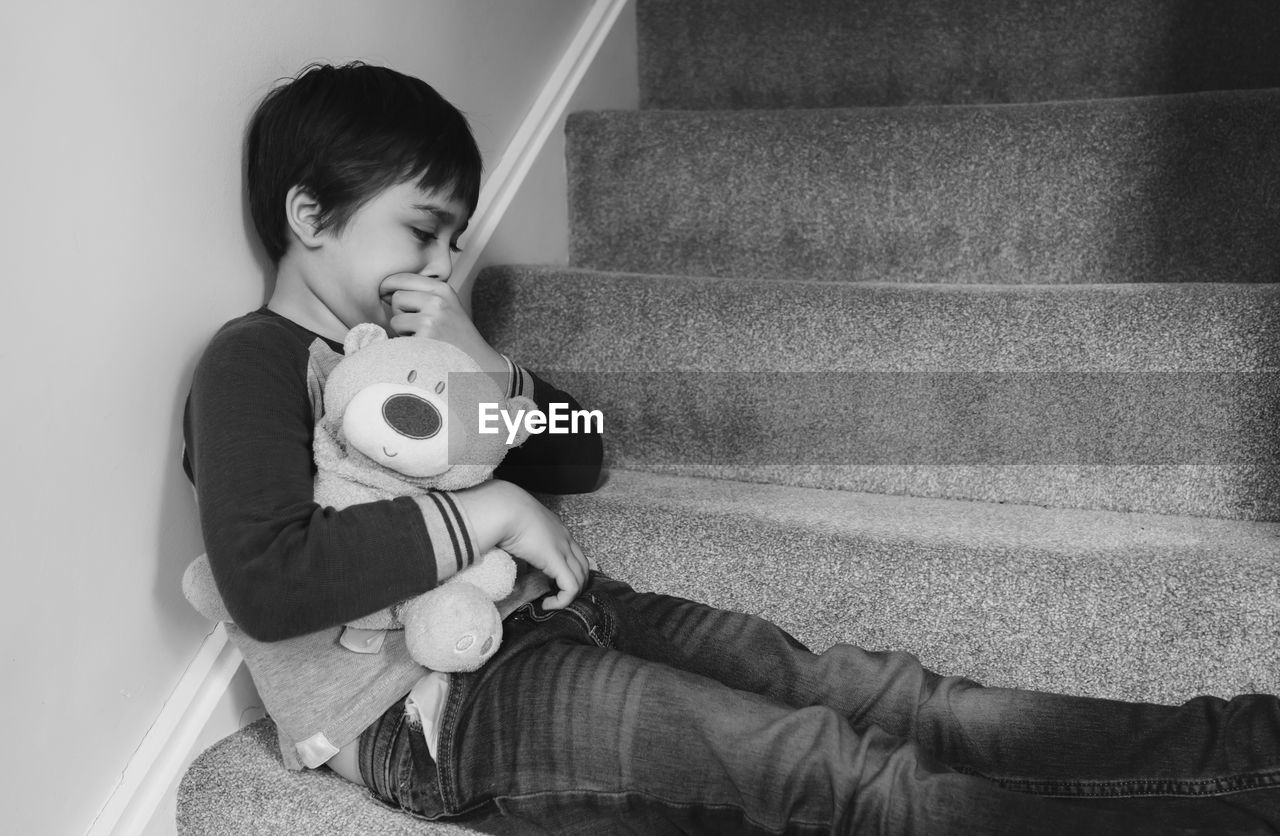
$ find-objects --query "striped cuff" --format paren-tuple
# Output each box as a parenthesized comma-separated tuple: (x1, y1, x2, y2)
(502, 354, 534, 400)
(412, 491, 479, 583)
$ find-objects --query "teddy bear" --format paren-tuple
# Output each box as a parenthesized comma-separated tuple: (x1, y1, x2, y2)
(184, 323, 538, 672)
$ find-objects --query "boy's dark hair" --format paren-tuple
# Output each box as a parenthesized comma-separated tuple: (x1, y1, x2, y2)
(246, 62, 482, 263)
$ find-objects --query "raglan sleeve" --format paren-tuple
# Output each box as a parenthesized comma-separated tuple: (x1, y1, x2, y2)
(182, 323, 476, 642)
(493, 359, 604, 494)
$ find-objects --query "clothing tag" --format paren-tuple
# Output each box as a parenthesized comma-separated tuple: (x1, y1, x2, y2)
(339, 627, 387, 654)
(405, 671, 450, 762)
(296, 732, 340, 769)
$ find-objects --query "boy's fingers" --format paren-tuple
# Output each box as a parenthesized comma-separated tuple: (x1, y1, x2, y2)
(381, 272, 441, 293)
(541, 564, 581, 610)
(382, 273, 456, 301)
(389, 291, 422, 313)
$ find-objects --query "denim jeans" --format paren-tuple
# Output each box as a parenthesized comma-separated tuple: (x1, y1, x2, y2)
(359, 573, 1280, 834)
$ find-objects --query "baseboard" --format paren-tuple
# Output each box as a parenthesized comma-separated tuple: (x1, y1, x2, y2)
(86, 625, 243, 836)
(452, 0, 631, 292)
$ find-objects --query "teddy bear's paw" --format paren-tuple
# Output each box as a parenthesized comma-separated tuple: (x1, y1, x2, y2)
(182, 555, 232, 623)
(452, 548, 518, 600)
(402, 583, 504, 672)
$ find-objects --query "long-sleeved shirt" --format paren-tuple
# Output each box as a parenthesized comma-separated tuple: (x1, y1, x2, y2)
(181, 306, 602, 767)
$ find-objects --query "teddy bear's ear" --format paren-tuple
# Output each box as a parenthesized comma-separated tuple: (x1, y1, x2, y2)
(344, 323, 388, 356)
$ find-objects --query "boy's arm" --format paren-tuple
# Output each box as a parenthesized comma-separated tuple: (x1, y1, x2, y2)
(184, 322, 469, 642)
(379, 274, 604, 494)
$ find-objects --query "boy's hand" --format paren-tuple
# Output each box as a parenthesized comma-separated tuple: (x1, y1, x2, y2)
(452, 480, 589, 610)
(381, 273, 508, 389)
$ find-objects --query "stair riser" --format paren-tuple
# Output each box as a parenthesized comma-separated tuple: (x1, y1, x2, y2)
(475, 267, 1280, 519)
(568, 91, 1280, 284)
(639, 0, 1280, 108)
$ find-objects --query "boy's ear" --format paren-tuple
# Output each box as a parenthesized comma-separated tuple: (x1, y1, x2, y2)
(284, 185, 325, 250)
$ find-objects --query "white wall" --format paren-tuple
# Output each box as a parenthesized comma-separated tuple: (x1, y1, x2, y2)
(474, 0, 640, 274)
(0, 2, 607, 833)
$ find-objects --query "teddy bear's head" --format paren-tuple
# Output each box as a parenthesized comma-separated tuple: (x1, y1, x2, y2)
(320, 323, 535, 491)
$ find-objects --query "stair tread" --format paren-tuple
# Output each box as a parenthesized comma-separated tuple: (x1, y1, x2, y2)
(637, 0, 1280, 108)
(478, 265, 1280, 371)
(475, 266, 1280, 521)
(567, 89, 1280, 284)
(564, 468, 1280, 555)
(178, 718, 474, 835)
(551, 469, 1280, 702)
(181, 472, 1279, 833)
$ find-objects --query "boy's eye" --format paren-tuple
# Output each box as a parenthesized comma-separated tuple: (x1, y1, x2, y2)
(412, 228, 463, 254)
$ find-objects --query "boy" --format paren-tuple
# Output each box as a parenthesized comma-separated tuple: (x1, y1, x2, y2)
(184, 61, 597, 783)
(185, 63, 1280, 834)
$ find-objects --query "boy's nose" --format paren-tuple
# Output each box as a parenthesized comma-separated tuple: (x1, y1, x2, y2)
(423, 251, 454, 282)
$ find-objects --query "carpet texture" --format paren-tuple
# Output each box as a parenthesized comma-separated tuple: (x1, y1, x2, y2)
(178, 1, 1280, 832)
(474, 266, 1280, 521)
(180, 470, 1280, 834)
(638, 0, 1280, 108)
(177, 718, 479, 836)
(568, 91, 1280, 284)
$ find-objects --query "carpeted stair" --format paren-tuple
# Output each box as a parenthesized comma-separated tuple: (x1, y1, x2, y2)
(178, 1, 1280, 833)
(566, 91, 1280, 284)
(475, 267, 1280, 522)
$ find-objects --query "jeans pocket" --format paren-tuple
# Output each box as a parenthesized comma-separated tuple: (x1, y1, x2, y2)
(507, 592, 618, 649)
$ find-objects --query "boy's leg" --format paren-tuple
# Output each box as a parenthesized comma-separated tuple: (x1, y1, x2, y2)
(592, 575, 1280, 825)
(382, 583, 1268, 835)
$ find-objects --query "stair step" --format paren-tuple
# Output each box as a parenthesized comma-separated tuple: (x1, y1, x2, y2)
(177, 717, 470, 835)
(637, 0, 1280, 109)
(566, 90, 1280, 284)
(548, 470, 1280, 702)
(179, 473, 1280, 834)
(474, 266, 1280, 521)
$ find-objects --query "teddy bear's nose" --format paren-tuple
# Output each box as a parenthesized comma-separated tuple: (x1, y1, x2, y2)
(381, 393, 442, 439)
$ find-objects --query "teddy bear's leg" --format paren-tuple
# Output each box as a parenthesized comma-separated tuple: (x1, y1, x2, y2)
(402, 583, 504, 673)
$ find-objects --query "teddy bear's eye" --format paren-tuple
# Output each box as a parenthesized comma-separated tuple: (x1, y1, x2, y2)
(382, 394, 442, 439)
(407, 370, 417, 383)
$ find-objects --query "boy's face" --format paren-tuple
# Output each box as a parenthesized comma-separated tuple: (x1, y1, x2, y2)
(313, 179, 470, 333)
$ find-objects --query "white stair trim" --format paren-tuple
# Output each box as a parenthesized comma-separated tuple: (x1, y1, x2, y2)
(452, 0, 631, 291)
(87, 624, 243, 836)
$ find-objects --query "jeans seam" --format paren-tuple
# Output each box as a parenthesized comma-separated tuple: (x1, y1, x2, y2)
(384, 711, 405, 808)
(986, 766, 1280, 799)
(436, 671, 467, 814)
(466, 788, 831, 835)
